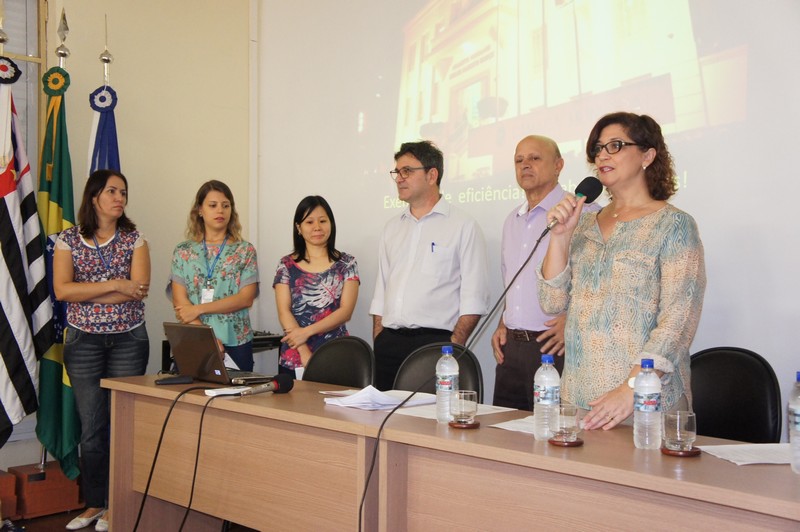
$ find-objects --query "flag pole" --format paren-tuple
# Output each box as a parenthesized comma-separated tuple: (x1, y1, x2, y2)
(36, 9, 71, 476)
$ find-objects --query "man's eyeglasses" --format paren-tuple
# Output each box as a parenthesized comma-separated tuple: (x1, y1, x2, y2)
(389, 166, 428, 181)
(590, 140, 641, 158)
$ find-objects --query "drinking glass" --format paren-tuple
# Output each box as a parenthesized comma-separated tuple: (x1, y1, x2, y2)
(450, 390, 478, 424)
(550, 403, 579, 442)
(663, 411, 697, 451)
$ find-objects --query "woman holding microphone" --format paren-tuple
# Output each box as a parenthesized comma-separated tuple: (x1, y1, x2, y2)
(539, 112, 706, 430)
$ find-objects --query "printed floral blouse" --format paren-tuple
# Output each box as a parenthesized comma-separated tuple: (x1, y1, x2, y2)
(56, 226, 146, 333)
(168, 239, 259, 346)
(272, 253, 359, 369)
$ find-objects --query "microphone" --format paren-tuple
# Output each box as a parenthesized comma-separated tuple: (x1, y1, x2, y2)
(546, 176, 603, 230)
(239, 374, 294, 395)
(461, 175, 603, 352)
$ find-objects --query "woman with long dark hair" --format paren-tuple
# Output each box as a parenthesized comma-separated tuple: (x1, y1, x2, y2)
(54, 169, 150, 531)
(273, 195, 359, 377)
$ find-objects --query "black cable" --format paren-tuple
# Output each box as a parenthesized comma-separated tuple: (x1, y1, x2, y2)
(132, 385, 214, 532)
(357, 228, 551, 531)
(179, 395, 218, 531)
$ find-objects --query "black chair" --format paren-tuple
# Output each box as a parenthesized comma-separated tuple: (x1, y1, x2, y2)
(393, 342, 484, 403)
(690, 346, 782, 443)
(302, 336, 374, 388)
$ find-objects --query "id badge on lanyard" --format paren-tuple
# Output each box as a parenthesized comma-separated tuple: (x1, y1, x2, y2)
(201, 286, 215, 304)
(93, 231, 117, 282)
(202, 236, 227, 305)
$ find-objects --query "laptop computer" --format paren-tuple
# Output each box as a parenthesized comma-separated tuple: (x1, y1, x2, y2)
(163, 322, 273, 385)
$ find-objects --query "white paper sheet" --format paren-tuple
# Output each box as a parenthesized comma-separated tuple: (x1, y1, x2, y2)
(322, 386, 436, 410)
(223, 353, 240, 370)
(697, 443, 791, 465)
(490, 415, 536, 434)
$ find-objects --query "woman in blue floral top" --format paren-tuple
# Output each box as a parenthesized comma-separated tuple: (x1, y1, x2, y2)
(54, 170, 150, 530)
(169, 180, 259, 371)
(273, 196, 359, 377)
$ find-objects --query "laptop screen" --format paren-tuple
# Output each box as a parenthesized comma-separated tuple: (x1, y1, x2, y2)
(163, 322, 231, 384)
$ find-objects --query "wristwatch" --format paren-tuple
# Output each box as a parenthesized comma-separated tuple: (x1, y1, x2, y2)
(627, 377, 637, 389)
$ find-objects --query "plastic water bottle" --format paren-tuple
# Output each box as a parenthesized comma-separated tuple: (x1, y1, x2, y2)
(789, 371, 800, 474)
(633, 358, 662, 449)
(533, 354, 560, 440)
(435, 345, 459, 423)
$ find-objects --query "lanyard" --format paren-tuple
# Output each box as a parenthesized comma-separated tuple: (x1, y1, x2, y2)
(202, 236, 228, 288)
(92, 230, 118, 271)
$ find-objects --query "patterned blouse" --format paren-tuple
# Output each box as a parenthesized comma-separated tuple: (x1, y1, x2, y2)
(169, 239, 259, 347)
(538, 204, 706, 411)
(272, 253, 359, 369)
(56, 226, 146, 333)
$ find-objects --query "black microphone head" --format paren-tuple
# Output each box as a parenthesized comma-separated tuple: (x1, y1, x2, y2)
(273, 373, 294, 393)
(575, 176, 603, 204)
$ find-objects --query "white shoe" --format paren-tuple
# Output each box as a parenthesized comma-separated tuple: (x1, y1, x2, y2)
(66, 509, 105, 530)
(95, 517, 109, 532)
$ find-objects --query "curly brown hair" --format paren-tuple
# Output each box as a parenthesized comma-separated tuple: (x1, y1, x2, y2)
(585, 112, 677, 201)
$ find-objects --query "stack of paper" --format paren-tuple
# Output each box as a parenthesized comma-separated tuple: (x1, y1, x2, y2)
(323, 386, 436, 410)
(697, 443, 791, 465)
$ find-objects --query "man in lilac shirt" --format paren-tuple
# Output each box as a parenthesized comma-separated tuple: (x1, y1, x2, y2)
(492, 135, 599, 410)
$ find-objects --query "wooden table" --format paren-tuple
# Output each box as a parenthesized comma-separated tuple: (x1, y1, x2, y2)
(105, 376, 382, 531)
(104, 377, 800, 531)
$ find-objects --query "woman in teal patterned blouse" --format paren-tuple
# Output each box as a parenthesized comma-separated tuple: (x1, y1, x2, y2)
(540, 112, 706, 431)
(169, 180, 259, 371)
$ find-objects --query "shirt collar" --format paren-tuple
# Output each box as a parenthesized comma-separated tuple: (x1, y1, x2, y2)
(515, 183, 565, 218)
(401, 195, 450, 221)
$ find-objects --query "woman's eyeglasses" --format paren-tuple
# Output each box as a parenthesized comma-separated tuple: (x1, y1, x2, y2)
(590, 140, 641, 158)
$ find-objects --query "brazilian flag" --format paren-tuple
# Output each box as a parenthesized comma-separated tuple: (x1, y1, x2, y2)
(34, 66, 80, 480)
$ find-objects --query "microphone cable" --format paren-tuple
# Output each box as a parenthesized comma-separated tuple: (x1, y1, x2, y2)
(132, 385, 214, 532)
(357, 177, 603, 530)
(178, 394, 220, 531)
(357, 224, 553, 531)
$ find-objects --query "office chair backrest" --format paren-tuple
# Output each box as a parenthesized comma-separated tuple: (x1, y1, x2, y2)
(302, 336, 375, 388)
(690, 346, 782, 443)
(393, 342, 484, 403)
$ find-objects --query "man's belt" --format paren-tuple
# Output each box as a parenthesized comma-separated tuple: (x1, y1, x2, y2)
(509, 329, 542, 342)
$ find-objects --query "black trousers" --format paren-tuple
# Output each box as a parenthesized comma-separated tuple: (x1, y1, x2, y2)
(373, 327, 451, 391)
(492, 331, 565, 411)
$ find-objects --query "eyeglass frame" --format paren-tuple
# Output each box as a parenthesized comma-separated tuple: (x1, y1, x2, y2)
(389, 166, 429, 181)
(590, 140, 642, 158)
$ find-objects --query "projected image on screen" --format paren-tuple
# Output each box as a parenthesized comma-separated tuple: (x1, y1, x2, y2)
(391, 0, 747, 207)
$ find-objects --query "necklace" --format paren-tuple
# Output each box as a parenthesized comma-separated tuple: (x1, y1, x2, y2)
(609, 200, 654, 219)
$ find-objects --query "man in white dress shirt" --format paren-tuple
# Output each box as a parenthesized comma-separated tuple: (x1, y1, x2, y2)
(370, 140, 490, 391)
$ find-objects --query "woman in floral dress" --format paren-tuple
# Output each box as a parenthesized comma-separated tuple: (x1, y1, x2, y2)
(273, 195, 359, 378)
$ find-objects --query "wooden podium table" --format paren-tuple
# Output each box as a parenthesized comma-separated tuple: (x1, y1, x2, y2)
(104, 376, 382, 531)
(104, 377, 800, 531)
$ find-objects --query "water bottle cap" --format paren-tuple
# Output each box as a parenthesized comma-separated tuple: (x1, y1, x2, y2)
(442, 345, 453, 355)
(541, 354, 554, 364)
(640, 358, 654, 369)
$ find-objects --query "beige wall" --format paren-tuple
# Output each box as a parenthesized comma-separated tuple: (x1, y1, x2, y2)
(48, 0, 252, 371)
(0, 0, 252, 470)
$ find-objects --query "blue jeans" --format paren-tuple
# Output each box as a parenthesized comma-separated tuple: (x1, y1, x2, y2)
(225, 341, 254, 372)
(63, 324, 149, 508)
